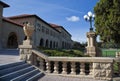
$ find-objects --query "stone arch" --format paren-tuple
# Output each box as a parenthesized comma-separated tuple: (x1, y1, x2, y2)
(7, 32, 18, 48)
(50, 41, 52, 48)
(53, 41, 55, 48)
(45, 39, 49, 48)
(39, 38, 44, 47)
(56, 42, 58, 48)
(62, 41, 64, 49)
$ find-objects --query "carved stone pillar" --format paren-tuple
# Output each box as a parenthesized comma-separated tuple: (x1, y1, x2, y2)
(93, 62, 113, 80)
(46, 61, 51, 73)
(33, 55, 37, 66)
(80, 63, 85, 75)
(54, 61, 59, 74)
(39, 58, 44, 70)
(71, 62, 76, 75)
(86, 31, 101, 57)
(62, 62, 67, 74)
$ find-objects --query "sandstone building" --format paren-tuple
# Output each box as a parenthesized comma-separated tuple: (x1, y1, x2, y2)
(0, 1, 73, 49)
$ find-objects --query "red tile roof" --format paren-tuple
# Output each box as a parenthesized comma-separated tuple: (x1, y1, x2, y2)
(49, 23, 61, 28)
(3, 18, 23, 27)
(7, 14, 61, 33)
(49, 23, 71, 36)
(7, 14, 34, 19)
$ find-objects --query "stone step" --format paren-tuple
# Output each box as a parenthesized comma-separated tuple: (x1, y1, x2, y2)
(0, 61, 44, 81)
(11, 69, 40, 81)
(0, 63, 30, 76)
(0, 61, 25, 70)
(26, 72, 45, 81)
(0, 66, 35, 80)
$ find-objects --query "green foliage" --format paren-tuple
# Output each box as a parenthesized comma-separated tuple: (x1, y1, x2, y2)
(113, 62, 119, 73)
(94, 0, 120, 44)
(73, 41, 86, 50)
(40, 48, 85, 57)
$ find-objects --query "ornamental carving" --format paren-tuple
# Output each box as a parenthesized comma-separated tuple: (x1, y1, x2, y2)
(23, 23, 34, 40)
(93, 63, 112, 80)
(93, 63, 100, 69)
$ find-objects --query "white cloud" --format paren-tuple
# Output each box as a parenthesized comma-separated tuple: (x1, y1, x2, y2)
(66, 16, 80, 22)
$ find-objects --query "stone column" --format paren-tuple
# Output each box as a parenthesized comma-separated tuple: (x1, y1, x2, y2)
(86, 31, 101, 57)
(54, 61, 59, 74)
(33, 55, 37, 66)
(87, 37, 90, 47)
(71, 62, 76, 75)
(19, 39, 34, 64)
(62, 62, 67, 74)
(39, 58, 44, 70)
(80, 63, 85, 75)
(46, 61, 51, 73)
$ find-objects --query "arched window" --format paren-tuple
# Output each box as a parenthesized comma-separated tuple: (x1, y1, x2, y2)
(45, 39, 49, 48)
(50, 41, 52, 48)
(53, 41, 55, 48)
(62, 41, 64, 49)
(39, 38, 44, 47)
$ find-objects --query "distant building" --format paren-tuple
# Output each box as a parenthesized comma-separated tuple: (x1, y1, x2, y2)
(0, 1, 73, 49)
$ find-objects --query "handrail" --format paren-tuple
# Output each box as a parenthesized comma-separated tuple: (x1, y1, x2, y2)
(30, 49, 120, 81)
(32, 49, 114, 62)
(48, 57, 114, 62)
(32, 49, 48, 60)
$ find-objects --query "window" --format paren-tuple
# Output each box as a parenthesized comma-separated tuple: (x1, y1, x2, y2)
(42, 26, 45, 33)
(46, 28, 49, 34)
(36, 23, 41, 31)
(23, 21, 28, 25)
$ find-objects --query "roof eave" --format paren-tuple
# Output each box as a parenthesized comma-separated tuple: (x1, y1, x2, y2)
(0, 1, 9, 8)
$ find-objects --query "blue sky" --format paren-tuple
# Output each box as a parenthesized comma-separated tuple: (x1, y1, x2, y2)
(2, 0, 99, 43)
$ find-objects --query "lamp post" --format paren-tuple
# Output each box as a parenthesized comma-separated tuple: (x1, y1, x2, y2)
(84, 11, 95, 32)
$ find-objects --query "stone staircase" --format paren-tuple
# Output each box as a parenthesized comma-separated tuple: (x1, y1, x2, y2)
(0, 61, 44, 81)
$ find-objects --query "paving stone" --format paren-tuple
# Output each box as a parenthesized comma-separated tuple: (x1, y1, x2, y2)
(0, 49, 20, 65)
(39, 75, 107, 81)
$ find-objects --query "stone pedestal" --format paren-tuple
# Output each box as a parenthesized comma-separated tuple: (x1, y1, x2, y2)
(86, 31, 101, 57)
(19, 40, 34, 64)
(93, 62, 113, 80)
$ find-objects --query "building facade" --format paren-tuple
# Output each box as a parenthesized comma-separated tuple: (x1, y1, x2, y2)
(0, 1, 73, 49)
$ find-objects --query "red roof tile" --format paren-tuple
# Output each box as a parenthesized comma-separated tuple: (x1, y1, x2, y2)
(7, 14, 61, 33)
(3, 18, 23, 27)
(49, 23, 61, 28)
(7, 14, 35, 19)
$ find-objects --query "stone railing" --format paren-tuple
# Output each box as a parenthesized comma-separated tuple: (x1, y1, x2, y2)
(19, 23, 120, 81)
(27, 49, 120, 81)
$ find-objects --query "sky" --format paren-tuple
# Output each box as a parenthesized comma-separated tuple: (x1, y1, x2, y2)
(2, 0, 99, 43)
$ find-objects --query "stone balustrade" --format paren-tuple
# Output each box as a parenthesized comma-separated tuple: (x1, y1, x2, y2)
(30, 50, 120, 81)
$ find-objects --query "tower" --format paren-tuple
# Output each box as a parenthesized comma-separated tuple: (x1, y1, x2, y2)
(0, 1, 9, 49)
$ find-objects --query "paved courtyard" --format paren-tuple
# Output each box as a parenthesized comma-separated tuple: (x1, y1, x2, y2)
(0, 49, 20, 65)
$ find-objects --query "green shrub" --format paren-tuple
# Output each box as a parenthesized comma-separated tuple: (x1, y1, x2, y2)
(38, 48, 85, 57)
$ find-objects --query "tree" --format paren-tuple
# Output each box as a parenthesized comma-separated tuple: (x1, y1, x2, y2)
(72, 41, 86, 50)
(94, 0, 120, 44)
